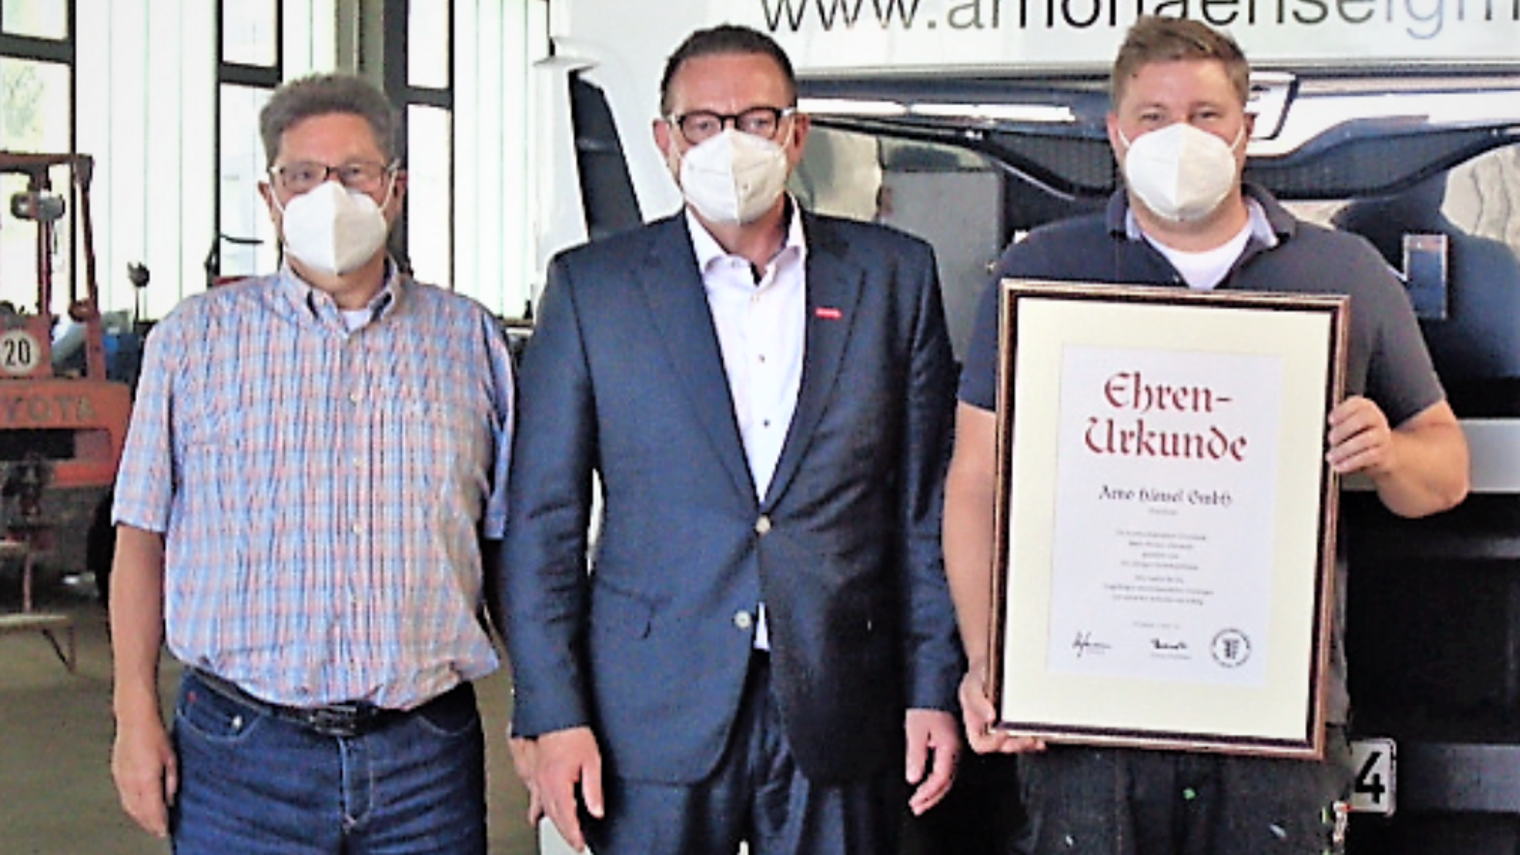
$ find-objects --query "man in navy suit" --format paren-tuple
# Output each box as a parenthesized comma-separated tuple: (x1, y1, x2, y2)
(500, 23, 963, 855)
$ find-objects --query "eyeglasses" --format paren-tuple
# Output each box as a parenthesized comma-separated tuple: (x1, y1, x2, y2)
(269, 160, 398, 195)
(667, 106, 796, 145)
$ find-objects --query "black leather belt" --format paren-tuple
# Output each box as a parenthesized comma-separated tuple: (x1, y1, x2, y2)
(189, 668, 467, 738)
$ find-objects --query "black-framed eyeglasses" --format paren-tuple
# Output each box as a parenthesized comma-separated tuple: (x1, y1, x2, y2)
(268, 160, 398, 195)
(667, 106, 796, 145)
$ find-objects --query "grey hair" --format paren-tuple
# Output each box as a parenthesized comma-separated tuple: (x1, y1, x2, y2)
(258, 73, 399, 167)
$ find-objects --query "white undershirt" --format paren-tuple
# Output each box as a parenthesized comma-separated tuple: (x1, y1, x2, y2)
(1136, 199, 1276, 290)
(687, 207, 807, 651)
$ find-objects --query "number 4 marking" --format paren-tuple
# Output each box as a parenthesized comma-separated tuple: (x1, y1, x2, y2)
(1349, 737, 1397, 815)
(1356, 752, 1386, 800)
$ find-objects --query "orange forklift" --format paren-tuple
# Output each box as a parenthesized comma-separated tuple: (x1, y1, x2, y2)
(0, 152, 131, 667)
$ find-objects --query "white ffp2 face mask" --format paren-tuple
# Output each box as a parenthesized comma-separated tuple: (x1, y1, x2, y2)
(676, 128, 790, 225)
(1119, 122, 1244, 223)
(277, 180, 392, 275)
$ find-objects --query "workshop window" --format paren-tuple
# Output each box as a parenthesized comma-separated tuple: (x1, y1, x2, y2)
(0, 0, 74, 316)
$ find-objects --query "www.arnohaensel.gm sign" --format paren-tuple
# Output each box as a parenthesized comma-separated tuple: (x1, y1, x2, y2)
(715, 0, 1517, 71)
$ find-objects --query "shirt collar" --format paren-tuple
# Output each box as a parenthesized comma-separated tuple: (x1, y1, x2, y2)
(685, 195, 807, 277)
(1109, 182, 1292, 250)
(277, 259, 403, 326)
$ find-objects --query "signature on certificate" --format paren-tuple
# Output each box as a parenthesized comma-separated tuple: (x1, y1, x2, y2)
(1072, 631, 1112, 658)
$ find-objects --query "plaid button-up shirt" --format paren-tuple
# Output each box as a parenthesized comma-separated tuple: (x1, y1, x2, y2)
(114, 266, 513, 709)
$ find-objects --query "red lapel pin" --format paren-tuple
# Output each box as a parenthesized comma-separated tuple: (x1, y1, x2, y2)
(814, 306, 842, 320)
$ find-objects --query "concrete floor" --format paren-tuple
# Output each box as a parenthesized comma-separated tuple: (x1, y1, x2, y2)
(0, 574, 1021, 855)
(0, 577, 539, 855)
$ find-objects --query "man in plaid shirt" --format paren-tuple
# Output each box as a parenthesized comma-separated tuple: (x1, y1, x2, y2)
(108, 74, 514, 855)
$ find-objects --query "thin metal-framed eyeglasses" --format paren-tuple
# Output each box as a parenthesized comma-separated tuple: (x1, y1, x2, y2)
(667, 106, 796, 145)
(268, 160, 399, 195)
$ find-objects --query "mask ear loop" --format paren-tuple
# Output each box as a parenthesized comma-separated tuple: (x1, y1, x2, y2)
(665, 124, 686, 168)
(269, 181, 296, 260)
(1117, 122, 1245, 156)
(778, 111, 797, 149)
(1227, 123, 1248, 153)
(377, 164, 400, 211)
(278, 169, 397, 210)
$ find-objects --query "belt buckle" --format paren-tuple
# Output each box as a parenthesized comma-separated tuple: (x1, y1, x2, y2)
(304, 702, 371, 737)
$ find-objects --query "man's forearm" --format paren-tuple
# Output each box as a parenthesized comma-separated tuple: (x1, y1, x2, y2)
(110, 525, 168, 725)
(1376, 414, 1470, 518)
(945, 477, 996, 671)
(943, 403, 999, 672)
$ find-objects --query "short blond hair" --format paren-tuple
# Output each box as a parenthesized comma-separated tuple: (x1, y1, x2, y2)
(1111, 17, 1250, 109)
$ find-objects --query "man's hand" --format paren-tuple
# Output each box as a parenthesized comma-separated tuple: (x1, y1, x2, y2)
(509, 735, 543, 826)
(958, 667, 1046, 755)
(110, 714, 177, 838)
(533, 726, 604, 852)
(1327, 397, 1469, 518)
(904, 708, 961, 815)
(1326, 396, 1395, 478)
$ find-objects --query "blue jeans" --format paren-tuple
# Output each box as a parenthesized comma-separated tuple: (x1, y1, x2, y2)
(170, 671, 486, 855)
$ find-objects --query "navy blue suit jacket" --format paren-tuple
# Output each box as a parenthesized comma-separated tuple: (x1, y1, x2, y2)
(500, 210, 961, 785)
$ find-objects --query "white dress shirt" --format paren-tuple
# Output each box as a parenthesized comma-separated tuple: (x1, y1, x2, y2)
(686, 205, 807, 650)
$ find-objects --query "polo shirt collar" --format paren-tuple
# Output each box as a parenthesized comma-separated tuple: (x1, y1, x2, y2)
(1107, 182, 1296, 249)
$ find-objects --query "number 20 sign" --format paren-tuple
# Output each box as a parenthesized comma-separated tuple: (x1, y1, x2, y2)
(0, 329, 41, 377)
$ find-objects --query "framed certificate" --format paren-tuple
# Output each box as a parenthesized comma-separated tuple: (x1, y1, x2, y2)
(988, 280, 1348, 759)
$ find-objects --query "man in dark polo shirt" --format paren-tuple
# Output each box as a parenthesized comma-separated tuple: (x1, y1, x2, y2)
(943, 15, 1470, 855)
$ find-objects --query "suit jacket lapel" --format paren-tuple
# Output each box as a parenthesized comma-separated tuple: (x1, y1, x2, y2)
(636, 217, 757, 502)
(764, 214, 864, 508)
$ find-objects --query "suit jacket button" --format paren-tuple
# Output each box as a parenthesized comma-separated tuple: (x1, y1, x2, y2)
(755, 515, 772, 535)
(733, 610, 754, 630)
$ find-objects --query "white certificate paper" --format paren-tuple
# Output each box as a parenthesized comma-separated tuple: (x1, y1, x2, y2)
(1047, 346, 1283, 687)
